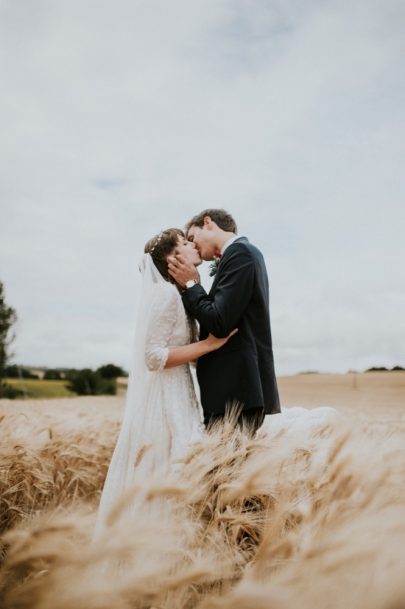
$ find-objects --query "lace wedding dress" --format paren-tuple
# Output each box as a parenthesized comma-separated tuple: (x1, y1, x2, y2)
(92, 256, 204, 542)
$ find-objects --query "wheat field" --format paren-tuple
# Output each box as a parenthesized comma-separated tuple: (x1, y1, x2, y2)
(0, 373, 404, 609)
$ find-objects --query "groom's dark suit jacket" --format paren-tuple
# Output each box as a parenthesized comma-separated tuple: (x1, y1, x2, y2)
(182, 237, 281, 417)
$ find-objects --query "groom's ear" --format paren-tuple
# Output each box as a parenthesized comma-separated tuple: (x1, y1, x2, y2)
(204, 215, 213, 228)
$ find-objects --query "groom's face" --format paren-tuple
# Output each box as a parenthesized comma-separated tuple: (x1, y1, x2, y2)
(187, 224, 216, 261)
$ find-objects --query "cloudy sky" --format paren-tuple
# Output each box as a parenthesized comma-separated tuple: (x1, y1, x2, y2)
(1, 0, 404, 375)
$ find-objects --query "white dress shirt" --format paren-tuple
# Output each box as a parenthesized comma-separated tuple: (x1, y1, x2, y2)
(220, 235, 244, 256)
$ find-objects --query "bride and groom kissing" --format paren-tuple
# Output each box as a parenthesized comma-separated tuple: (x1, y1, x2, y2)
(92, 208, 281, 539)
(166, 209, 280, 433)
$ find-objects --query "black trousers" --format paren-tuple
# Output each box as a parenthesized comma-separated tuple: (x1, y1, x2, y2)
(204, 406, 265, 438)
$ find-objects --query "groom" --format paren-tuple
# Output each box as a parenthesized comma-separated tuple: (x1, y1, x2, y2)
(168, 209, 280, 436)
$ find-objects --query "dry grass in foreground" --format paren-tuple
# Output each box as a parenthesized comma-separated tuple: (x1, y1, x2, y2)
(0, 377, 404, 609)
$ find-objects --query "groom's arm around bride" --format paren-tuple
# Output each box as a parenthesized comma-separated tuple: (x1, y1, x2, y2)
(168, 209, 280, 433)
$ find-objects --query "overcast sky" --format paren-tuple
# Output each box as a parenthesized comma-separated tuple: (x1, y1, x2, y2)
(1, 0, 404, 375)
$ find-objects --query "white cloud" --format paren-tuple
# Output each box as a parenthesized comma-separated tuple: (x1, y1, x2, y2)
(1, 0, 404, 374)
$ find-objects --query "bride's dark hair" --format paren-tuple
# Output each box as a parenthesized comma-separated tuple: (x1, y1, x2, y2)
(144, 228, 184, 283)
(144, 227, 198, 342)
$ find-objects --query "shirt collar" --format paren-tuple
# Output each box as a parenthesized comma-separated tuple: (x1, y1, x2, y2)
(220, 235, 241, 256)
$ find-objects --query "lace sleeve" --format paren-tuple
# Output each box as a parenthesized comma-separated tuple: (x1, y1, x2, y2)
(144, 284, 178, 371)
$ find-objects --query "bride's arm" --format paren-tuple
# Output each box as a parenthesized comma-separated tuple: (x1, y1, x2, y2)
(145, 284, 237, 371)
(164, 330, 237, 369)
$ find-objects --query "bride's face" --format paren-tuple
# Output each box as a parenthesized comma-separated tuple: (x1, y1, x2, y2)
(171, 235, 202, 266)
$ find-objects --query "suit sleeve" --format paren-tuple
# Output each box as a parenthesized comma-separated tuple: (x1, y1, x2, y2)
(182, 246, 255, 338)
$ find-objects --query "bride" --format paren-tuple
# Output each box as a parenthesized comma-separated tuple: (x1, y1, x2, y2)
(92, 228, 237, 540)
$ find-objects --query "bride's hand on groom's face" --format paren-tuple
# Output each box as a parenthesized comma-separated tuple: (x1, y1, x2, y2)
(168, 254, 199, 287)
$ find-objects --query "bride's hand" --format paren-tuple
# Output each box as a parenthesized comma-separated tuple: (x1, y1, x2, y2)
(205, 329, 238, 351)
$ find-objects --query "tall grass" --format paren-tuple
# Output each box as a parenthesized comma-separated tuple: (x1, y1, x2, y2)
(0, 400, 404, 609)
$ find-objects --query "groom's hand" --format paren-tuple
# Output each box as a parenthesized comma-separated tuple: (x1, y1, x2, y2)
(167, 255, 199, 287)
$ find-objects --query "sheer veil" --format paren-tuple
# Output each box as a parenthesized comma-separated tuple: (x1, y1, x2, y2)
(116, 253, 167, 433)
(92, 253, 171, 540)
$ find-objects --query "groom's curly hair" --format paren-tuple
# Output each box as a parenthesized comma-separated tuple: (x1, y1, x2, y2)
(185, 209, 237, 234)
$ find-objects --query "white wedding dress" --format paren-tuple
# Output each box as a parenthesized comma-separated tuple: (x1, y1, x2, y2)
(92, 255, 205, 541)
(92, 254, 337, 542)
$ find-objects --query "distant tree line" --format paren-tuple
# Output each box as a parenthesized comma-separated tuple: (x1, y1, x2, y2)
(5, 365, 38, 379)
(3, 363, 127, 397)
(366, 366, 404, 372)
(65, 364, 127, 396)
